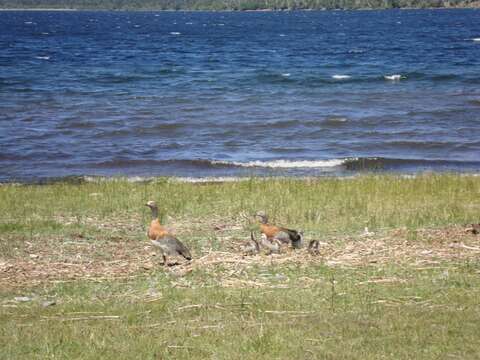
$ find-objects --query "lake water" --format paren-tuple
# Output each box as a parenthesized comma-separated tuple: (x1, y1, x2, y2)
(1, 9, 480, 182)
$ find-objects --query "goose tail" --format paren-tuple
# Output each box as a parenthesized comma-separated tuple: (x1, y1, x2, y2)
(181, 249, 192, 260)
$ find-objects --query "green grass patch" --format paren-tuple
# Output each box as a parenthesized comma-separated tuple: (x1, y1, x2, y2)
(1, 263, 480, 359)
(1, 174, 480, 358)
(1, 174, 479, 238)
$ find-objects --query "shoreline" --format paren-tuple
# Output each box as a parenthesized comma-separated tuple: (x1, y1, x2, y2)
(3, 157, 480, 185)
(1, 6, 479, 11)
(1, 171, 480, 186)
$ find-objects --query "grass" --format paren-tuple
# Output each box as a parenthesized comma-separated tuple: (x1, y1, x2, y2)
(1, 174, 479, 235)
(1, 174, 480, 359)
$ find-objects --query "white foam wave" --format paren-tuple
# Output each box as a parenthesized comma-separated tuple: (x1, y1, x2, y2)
(326, 116, 348, 123)
(171, 177, 245, 183)
(332, 75, 351, 80)
(83, 176, 154, 183)
(214, 159, 346, 169)
(348, 49, 365, 54)
(384, 74, 403, 81)
(35, 56, 50, 60)
(170, 32, 181, 35)
(473, 38, 480, 42)
(282, 73, 291, 77)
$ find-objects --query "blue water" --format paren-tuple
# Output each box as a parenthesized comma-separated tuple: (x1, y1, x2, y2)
(1, 9, 480, 182)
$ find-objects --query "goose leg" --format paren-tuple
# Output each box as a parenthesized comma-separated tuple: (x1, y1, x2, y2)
(157, 248, 167, 266)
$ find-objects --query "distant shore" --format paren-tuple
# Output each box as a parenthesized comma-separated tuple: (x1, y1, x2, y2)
(0, 8, 80, 10)
(1, 5, 479, 11)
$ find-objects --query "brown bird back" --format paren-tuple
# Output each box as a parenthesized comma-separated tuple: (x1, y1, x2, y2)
(260, 223, 282, 238)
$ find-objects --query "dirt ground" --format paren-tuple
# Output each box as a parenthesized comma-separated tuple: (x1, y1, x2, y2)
(1, 215, 479, 289)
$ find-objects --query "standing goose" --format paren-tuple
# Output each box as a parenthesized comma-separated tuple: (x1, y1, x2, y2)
(255, 211, 303, 249)
(146, 200, 192, 265)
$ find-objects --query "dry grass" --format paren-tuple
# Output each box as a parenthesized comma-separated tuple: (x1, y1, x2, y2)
(1, 209, 479, 289)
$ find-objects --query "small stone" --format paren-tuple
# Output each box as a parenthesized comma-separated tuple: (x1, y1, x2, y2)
(42, 300, 56, 307)
(142, 263, 154, 270)
(29, 254, 40, 259)
(14, 296, 32, 302)
(146, 288, 161, 297)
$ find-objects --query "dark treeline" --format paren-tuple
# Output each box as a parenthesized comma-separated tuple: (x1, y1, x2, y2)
(1, 0, 479, 10)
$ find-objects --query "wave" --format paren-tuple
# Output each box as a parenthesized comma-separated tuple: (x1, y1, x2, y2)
(86, 158, 349, 170)
(254, 72, 296, 84)
(87, 158, 346, 170)
(384, 74, 403, 81)
(213, 159, 346, 168)
(220, 158, 480, 171)
(332, 75, 351, 80)
(323, 116, 348, 126)
(348, 49, 366, 54)
(71, 70, 470, 90)
(138, 123, 187, 132)
(5, 157, 480, 184)
(251, 71, 471, 86)
(342, 157, 480, 171)
(89, 159, 237, 169)
(56, 120, 97, 129)
(91, 73, 153, 84)
(82, 157, 480, 172)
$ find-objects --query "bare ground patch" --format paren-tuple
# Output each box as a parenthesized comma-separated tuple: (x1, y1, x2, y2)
(1, 214, 479, 289)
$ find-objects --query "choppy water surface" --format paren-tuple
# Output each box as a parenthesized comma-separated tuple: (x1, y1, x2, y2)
(1, 9, 480, 182)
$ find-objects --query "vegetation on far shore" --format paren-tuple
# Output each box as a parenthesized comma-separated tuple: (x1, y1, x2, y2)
(1, 174, 480, 358)
(1, 0, 480, 11)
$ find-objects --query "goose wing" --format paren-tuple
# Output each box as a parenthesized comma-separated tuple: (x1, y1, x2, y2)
(278, 227, 301, 242)
(157, 235, 192, 260)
